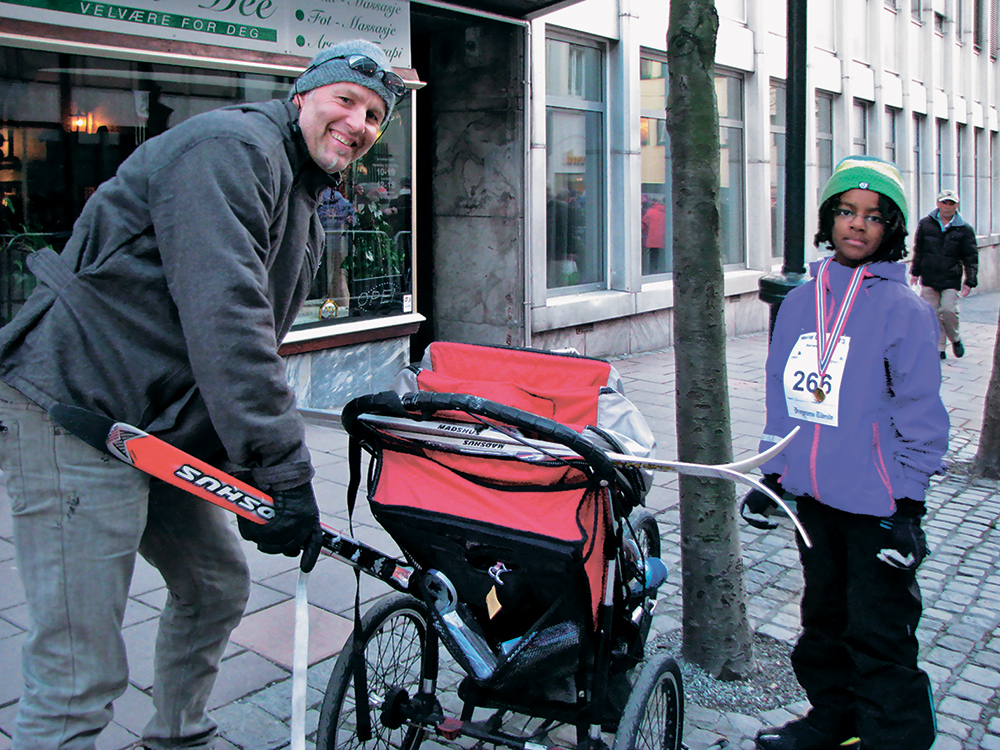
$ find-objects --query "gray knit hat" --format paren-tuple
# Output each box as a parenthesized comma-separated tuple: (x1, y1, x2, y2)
(291, 40, 399, 123)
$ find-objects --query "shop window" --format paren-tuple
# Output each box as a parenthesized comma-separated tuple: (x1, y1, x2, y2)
(956, 122, 966, 198)
(936, 118, 947, 192)
(975, 0, 986, 50)
(992, 0, 1000, 58)
(935, 11, 947, 35)
(0, 46, 414, 330)
(639, 53, 671, 277)
(633, 62, 746, 273)
(991, 131, 999, 233)
(816, 93, 835, 200)
(913, 113, 925, 215)
(716, 72, 746, 267)
(885, 106, 899, 163)
(770, 81, 786, 259)
(296, 97, 412, 329)
(545, 37, 605, 292)
(853, 99, 871, 154)
(975, 127, 985, 229)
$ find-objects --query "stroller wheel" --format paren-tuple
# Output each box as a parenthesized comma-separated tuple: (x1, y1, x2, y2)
(612, 653, 684, 750)
(317, 593, 439, 750)
(627, 509, 661, 560)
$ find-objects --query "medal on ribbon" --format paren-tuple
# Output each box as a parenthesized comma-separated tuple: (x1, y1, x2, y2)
(814, 258, 867, 403)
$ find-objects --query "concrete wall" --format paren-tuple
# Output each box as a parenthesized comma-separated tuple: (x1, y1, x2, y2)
(533, 290, 770, 358)
(285, 336, 411, 411)
(425, 21, 527, 348)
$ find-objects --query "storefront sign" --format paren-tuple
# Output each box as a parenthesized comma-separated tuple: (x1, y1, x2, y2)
(1, 0, 411, 66)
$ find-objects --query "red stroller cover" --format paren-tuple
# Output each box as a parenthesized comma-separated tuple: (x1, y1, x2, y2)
(370, 343, 652, 637)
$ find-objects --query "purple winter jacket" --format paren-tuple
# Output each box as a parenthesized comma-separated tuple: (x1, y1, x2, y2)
(759, 259, 949, 517)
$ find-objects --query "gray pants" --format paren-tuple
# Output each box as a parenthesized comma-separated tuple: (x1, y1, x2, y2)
(919, 286, 961, 350)
(0, 381, 251, 749)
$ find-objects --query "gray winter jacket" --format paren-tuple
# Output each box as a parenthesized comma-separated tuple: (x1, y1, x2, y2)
(0, 100, 332, 490)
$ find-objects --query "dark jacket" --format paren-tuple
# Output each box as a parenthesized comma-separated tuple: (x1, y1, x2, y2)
(0, 100, 333, 490)
(910, 210, 978, 291)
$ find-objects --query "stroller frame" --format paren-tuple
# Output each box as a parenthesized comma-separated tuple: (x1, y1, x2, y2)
(315, 383, 685, 750)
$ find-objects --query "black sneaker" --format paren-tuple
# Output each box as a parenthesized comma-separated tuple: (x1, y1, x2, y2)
(953, 340, 965, 358)
(940, 351, 946, 360)
(755, 715, 858, 750)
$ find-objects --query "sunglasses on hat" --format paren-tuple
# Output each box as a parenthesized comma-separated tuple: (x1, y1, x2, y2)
(296, 54, 407, 100)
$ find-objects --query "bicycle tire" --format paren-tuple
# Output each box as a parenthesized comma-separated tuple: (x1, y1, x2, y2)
(316, 593, 437, 750)
(627, 509, 661, 559)
(612, 652, 684, 750)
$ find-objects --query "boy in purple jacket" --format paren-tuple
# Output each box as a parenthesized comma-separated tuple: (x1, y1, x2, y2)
(743, 156, 948, 750)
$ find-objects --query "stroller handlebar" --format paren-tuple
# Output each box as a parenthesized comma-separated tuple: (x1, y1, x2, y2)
(341, 390, 620, 485)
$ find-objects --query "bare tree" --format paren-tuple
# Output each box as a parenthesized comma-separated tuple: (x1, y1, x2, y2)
(666, 0, 756, 678)
(973, 313, 1000, 478)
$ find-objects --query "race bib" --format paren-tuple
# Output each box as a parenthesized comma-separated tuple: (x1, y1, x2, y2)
(783, 332, 850, 427)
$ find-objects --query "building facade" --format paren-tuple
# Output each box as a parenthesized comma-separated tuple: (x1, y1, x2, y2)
(529, 0, 1000, 355)
(2, 0, 998, 408)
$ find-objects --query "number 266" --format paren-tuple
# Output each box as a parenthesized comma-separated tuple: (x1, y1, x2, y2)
(793, 371, 832, 394)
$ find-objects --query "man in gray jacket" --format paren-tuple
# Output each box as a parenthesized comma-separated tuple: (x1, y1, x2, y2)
(0, 39, 403, 750)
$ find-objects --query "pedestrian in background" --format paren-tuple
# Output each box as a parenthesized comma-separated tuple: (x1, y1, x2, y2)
(742, 156, 948, 750)
(910, 188, 978, 360)
(0, 39, 402, 750)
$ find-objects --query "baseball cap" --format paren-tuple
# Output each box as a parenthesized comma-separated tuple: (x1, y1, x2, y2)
(820, 155, 908, 224)
(937, 189, 960, 203)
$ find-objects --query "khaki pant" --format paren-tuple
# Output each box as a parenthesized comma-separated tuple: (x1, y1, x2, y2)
(919, 286, 961, 350)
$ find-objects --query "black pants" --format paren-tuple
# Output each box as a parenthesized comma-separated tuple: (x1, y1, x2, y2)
(792, 496, 936, 749)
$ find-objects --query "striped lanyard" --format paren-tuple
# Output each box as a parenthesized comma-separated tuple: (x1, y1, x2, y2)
(813, 258, 867, 402)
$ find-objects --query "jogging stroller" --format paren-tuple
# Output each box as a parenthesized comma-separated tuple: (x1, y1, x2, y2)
(315, 342, 684, 750)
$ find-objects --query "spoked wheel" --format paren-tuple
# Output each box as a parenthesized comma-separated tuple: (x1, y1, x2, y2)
(316, 594, 438, 750)
(626, 509, 662, 560)
(612, 652, 684, 750)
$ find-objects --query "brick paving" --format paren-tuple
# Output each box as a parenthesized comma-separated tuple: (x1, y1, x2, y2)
(0, 292, 998, 750)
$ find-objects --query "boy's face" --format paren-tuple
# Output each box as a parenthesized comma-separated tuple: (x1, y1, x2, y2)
(831, 188, 886, 268)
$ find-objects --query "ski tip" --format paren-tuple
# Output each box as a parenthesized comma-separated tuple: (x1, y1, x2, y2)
(49, 403, 116, 455)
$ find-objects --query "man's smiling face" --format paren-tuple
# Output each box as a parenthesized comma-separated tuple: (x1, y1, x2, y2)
(294, 82, 386, 174)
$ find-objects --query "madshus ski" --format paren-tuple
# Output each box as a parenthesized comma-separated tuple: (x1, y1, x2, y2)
(354, 413, 810, 547)
(49, 402, 810, 549)
(48, 403, 414, 591)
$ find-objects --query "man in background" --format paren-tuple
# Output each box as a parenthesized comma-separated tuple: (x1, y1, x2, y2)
(910, 188, 979, 359)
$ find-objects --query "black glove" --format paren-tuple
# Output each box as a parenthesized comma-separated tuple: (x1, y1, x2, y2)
(740, 474, 783, 530)
(238, 482, 324, 573)
(877, 498, 927, 571)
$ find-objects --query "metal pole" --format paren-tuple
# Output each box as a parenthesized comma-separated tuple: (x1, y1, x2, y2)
(758, 0, 808, 336)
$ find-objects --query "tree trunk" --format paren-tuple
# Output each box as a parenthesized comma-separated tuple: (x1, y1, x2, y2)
(973, 308, 1000, 478)
(666, 0, 756, 679)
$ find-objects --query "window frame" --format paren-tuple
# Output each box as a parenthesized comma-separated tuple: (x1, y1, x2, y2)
(715, 69, 748, 270)
(0, 38, 420, 343)
(770, 80, 787, 259)
(543, 33, 608, 296)
(816, 92, 836, 201)
(638, 50, 671, 279)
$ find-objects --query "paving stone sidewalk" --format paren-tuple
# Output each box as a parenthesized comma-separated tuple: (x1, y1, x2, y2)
(0, 293, 998, 750)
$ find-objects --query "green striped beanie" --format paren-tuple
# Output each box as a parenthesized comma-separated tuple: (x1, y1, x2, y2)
(820, 155, 908, 224)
